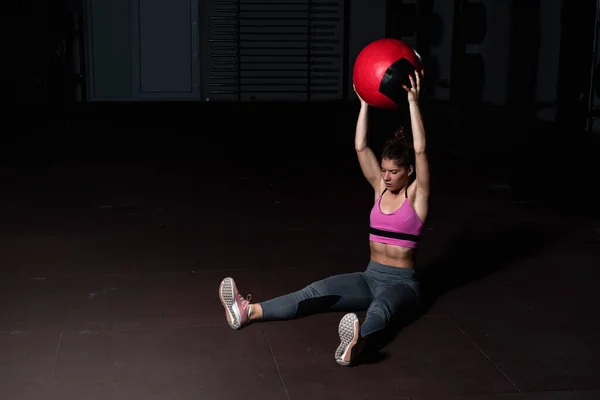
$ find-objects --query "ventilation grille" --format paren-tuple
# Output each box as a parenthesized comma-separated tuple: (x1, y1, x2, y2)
(204, 0, 346, 101)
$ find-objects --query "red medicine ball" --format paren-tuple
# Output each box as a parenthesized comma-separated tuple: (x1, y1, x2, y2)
(353, 38, 423, 109)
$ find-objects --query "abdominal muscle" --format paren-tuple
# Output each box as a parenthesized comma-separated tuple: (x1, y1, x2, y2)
(369, 241, 416, 269)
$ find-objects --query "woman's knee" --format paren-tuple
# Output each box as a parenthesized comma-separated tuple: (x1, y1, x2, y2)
(303, 272, 365, 298)
(369, 289, 420, 323)
(366, 299, 394, 325)
(300, 279, 326, 297)
(294, 278, 334, 303)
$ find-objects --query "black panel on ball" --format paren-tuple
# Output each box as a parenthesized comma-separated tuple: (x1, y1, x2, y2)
(379, 58, 417, 105)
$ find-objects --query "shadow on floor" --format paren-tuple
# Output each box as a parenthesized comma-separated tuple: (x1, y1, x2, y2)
(417, 220, 564, 312)
(354, 219, 565, 367)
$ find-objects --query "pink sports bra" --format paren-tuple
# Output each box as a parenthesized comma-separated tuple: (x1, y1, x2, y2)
(369, 187, 424, 248)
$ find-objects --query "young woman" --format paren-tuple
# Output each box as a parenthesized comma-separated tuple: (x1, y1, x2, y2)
(218, 70, 430, 367)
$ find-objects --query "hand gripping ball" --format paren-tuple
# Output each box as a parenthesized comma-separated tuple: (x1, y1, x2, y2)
(353, 38, 423, 109)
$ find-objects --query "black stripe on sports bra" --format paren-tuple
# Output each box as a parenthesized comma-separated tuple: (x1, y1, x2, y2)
(369, 227, 421, 242)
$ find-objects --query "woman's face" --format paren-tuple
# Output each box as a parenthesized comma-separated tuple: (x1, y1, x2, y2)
(381, 158, 413, 191)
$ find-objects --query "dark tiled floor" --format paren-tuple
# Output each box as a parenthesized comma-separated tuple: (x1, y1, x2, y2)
(1, 145, 599, 399)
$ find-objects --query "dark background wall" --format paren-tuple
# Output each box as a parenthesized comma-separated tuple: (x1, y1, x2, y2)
(8, 0, 598, 113)
(4, 0, 600, 214)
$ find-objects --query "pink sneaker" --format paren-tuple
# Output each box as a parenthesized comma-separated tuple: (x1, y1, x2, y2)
(219, 277, 252, 330)
(335, 313, 366, 366)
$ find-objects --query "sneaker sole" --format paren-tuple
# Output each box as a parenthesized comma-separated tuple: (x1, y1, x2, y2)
(219, 277, 239, 329)
(335, 313, 359, 366)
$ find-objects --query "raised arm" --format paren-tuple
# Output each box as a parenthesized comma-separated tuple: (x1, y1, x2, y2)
(404, 70, 430, 196)
(354, 88, 381, 190)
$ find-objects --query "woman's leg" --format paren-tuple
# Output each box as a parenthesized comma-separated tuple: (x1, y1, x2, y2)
(360, 281, 421, 337)
(335, 262, 421, 366)
(219, 272, 374, 330)
(335, 282, 420, 366)
(259, 272, 374, 321)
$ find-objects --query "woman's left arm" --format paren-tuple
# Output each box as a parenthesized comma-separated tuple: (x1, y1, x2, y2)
(404, 70, 430, 195)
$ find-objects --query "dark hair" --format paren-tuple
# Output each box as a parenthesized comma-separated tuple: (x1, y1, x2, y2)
(381, 126, 415, 168)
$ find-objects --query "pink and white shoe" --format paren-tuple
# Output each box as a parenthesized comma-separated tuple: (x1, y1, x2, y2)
(335, 313, 366, 366)
(219, 277, 252, 330)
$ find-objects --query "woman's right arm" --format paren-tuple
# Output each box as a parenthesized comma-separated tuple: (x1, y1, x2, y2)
(354, 99, 381, 190)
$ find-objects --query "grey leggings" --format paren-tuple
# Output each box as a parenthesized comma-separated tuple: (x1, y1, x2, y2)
(258, 260, 421, 337)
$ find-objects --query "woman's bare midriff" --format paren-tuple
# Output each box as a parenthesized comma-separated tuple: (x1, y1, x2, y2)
(369, 241, 416, 269)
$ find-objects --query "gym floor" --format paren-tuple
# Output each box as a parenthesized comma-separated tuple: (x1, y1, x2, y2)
(1, 103, 599, 399)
